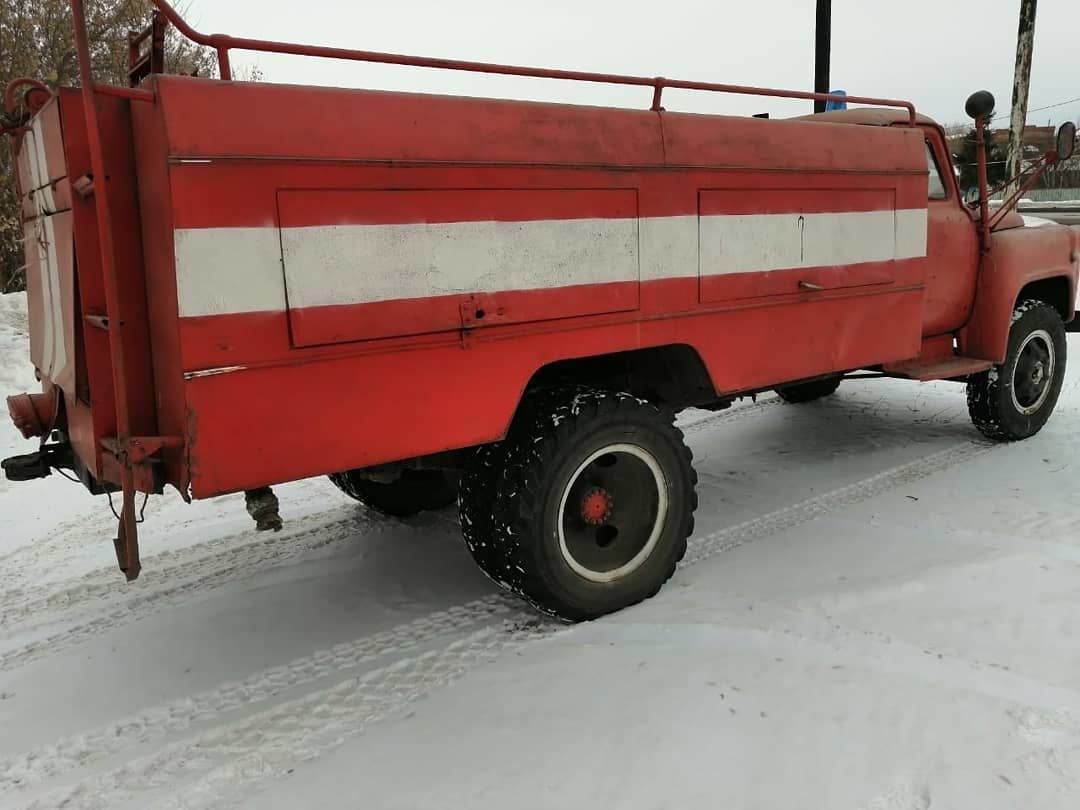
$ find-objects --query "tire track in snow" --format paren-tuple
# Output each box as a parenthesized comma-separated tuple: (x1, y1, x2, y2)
(682, 440, 993, 565)
(0, 508, 119, 598)
(0, 505, 355, 631)
(19, 619, 555, 810)
(0, 597, 515, 792)
(0, 397, 777, 668)
(0, 397, 785, 788)
(0, 481, 335, 619)
(15, 439, 994, 810)
(677, 395, 780, 435)
(0, 508, 405, 672)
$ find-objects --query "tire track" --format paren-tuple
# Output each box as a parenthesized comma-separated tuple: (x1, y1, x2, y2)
(676, 395, 780, 435)
(0, 505, 355, 631)
(0, 596, 515, 792)
(0, 508, 119, 598)
(0, 396, 780, 667)
(0, 508, 402, 672)
(682, 440, 993, 565)
(0, 482, 333, 614)
(15, 439, 994, 810)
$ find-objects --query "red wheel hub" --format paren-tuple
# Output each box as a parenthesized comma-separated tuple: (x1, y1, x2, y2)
(581, 487, 614, 525)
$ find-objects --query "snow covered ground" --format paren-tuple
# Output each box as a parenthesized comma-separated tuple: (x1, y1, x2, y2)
(2, 290, 1080, 809)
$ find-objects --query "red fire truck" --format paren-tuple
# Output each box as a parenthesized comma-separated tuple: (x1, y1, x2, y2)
(3, 2, 1079, 620)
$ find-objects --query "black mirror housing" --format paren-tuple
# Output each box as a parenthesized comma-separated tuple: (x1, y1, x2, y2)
(1056, 122, 1076, 162)
(965, 91, 995, 120)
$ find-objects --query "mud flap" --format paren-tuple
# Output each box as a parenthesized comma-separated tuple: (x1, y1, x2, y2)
(112, 490, 141, 581)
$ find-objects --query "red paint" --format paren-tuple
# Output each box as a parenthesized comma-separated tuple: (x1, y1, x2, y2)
(581, 488, 614, 525)
(921, 131, 980, 337)
(166, 152, 924, 234)
(959, 224, 1079, 362)
(287, 280, 642, 348)
(72, 0, 143, 577)
(700, 259, 903, 304)
(697, 187, 915, 216)
(184, 287, 925, 498)
(6, 390, 56, 439)
(3, 78, 50, 117)
(276, 187, 641, 227)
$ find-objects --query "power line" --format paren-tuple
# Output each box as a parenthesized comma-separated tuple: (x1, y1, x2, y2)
(991, 95, 1080, 122)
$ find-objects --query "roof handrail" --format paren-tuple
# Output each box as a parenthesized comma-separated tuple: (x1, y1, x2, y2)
(144, 0, 917, 125)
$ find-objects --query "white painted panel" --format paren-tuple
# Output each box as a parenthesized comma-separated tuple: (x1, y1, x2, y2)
(639, 215, 697, 281)
(175, 227, 286, 317)
(24, 118, 66, 379)
(895, 208, 929, 260)
(700, 209, 925, 276)
(280, 218, 640, 310)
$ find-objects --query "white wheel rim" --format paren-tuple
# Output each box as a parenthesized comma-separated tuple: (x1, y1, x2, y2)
(556, 443, 669, 584)
(1010, 329, 1055, 415)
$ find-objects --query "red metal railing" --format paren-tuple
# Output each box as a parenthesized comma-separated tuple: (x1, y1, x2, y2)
(71, 0, 143, 577)
(143, 0, 917, 125)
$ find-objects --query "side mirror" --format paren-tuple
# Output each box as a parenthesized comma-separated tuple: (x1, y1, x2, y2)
(963, 187, 980, 207)
(1056, 121, 1076, 162)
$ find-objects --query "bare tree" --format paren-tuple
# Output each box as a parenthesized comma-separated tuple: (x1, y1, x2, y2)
(0, 0, 224, 292)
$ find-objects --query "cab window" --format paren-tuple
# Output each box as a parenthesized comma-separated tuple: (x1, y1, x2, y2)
(926, 142, 948, 200)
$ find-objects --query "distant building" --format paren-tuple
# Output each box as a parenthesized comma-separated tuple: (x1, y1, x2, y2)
(989, 125, 1056, 158)
(945, 125, 1056, 159)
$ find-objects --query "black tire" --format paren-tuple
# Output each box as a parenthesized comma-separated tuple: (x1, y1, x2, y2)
(459, 440, 512, 577)
(775, 375, 842, 404)
(967, 299, 1067, 441)
(328, 469, 459, 517)
(467, 389, 696, 621)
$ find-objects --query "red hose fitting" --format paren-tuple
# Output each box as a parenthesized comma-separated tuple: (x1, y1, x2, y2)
(6, 391, 57, 439)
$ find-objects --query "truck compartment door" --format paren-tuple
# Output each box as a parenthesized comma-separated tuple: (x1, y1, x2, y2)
(698, 188, 925, 303)
(17, 102, 76, 393)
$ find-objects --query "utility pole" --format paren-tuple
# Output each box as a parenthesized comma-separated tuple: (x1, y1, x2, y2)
(813, 0, 831, 114)
(1005, 0, 1037, 196)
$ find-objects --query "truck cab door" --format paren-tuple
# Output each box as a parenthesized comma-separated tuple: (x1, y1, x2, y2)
(919, 131, 979, 336)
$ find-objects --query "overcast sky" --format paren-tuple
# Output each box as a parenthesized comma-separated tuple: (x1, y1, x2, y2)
(183, 0, 1079, 128)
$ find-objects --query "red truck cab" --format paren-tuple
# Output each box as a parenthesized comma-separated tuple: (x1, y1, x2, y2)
(3, 2, 1079, 620)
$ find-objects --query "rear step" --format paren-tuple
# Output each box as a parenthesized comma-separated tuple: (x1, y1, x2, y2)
(885, 355, 994, 381)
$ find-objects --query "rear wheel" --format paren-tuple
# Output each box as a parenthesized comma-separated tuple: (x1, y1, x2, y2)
(328, 469, 459, 517)
(459, 441, 511, 576)
(461, 388, 697, 621)
(775, 375, 842, 404)
(967, 299, 1067, 441)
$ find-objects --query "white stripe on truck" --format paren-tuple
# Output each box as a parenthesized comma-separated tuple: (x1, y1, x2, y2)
(174, 210, 928, 319)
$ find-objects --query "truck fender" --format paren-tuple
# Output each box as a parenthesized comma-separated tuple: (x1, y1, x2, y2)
(957, 226, 1079, 363)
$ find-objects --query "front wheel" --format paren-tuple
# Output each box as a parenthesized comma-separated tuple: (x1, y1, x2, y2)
(463, 389, 697, 621)
(967, 299, 1067, 441)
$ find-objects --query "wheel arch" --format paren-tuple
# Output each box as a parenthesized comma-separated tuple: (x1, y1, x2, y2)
(1017, 276, 1073, 323)
(959, 269, 1076, 363)
(522, 344, 717, 412)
